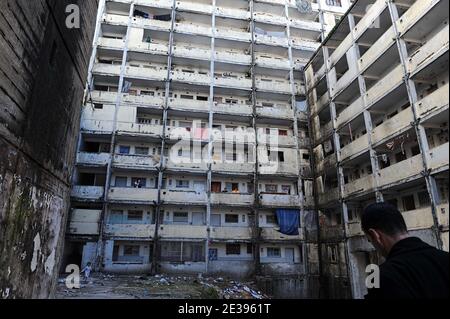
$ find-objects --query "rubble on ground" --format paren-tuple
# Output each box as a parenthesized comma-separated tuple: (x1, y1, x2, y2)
(56, 273, 269, 299)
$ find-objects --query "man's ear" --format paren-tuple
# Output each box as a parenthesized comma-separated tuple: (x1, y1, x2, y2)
(367, 229, 381, 244)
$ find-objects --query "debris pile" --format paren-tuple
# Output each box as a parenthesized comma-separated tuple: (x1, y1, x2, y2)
(56, 273, 269, 299)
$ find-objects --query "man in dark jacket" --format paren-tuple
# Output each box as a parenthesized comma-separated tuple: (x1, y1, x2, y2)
(362, 202, 449, 299)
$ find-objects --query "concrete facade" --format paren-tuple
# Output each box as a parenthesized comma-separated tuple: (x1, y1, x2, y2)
(305, 0, 449, 298)
(0, 0, 98, 298)
(65, 0, 351, 298)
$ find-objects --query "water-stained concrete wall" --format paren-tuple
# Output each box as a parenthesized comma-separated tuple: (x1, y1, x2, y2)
(0, 0, 98, 299)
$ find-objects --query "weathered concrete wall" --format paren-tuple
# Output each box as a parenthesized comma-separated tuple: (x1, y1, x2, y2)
(0, 0, 98, 299)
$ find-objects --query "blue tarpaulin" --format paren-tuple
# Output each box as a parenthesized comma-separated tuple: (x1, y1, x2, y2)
(276, 209, 300, 235)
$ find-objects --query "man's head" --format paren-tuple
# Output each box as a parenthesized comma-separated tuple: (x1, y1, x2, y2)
(362, 202, 409, 257)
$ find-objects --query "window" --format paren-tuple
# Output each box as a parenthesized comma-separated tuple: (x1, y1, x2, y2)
(411, 145, 421, 156)
(266, 214, 277, 224)
(135, 147, 149, 155)
(267, 247, 281, 258)
(279, 130, 288, 136)
(119, 146, 131, 154)
(418, 191, 430, 208)
(211, 182, 222, 193)
(268, 150, 284, 162)
(128, 211, 143, 222)
(197, 96, 208, 101)
(225, 183, 239, 193)
(94, 103, 103, 109)
(173, 212, 189, 224)
(329, 246, 337, 262)
(281, 185, 291, 194)
(124, 245, 140, 256)
(265, 184, 278, 193)
(115, 176, 127, 187)
(226, 244, 241, 255)
(131, 178, 146, 188)
(402, 195, 416, 211)
(247, 244, 253, 255)
(176, 180, 190, 188)
(395, 152, 407, 163)
(225, 214, 239, 223)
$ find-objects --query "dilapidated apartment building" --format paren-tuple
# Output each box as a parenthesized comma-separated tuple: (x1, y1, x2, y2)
(63, 0, 352, 298)
(305, 0, 449, 298)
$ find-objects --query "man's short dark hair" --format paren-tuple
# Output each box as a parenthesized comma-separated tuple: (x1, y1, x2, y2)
(361, 202, 408, 235)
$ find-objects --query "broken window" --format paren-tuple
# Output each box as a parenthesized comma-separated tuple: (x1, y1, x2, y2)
(226, 244, 241, 255)
(119, 146, 131, 154)
(267, 247, 281, 258)
(402, 195, 416, 211)
(128, 210, 143, 222)
(225, 214, 239, 223)
(176, 180, 190, 189)
(266, 214, 277, 224)
(265, 184, 278, 193)
(115, 176, 128, 187)
(173, 212, 189, 224)
(135, 147, 149, 155)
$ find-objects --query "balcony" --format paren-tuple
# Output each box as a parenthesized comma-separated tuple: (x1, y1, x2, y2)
(318, 188, 339, 206)
(97, 37, 124, 51)
(215, 27, 251, 42)
(77, 152, 110, 166)
(416, 82, 449, 119)
(402, 207, 435, 231)
(259, 161, 299, 176)
(335, 96, 364, 129)
(168, 97, 209, 113)
(161, 190, 207, 204)
(256, 106, 295, 120)
(129, 41, 169, 56)
(210, 193, 254, 206)
(320, 225, 345, 241)
(259, 194, 300, 208)
(71, 186, 104, 201)
(215, 6, 250, 20)
(105, 224, 155, 238)
(347, 222, 363, 237)
(255, 55, 290, 70)
(215, 50, 251, 65)
(371, 109, 414, 146)
(358, 27, 396, 73)
(255, 33, 288, 47)
(81, 119, 114, 133)
(215, 76, 252, 90)
(260, 227, 303, 240)
(378, 154, 423, 188)
(253, 12, 286, 26)
(213, 102, 253, 117)
(165, 158, 208, 172)
(173, 45, 210, 62)
(343, 174, 374, 198)
(67, 209, 101, 235)
(116, 122, 163, 138)
(256, 79, 291, 94)
(131, 16, 172, 32)
(428, 142, 449, 173)
(171, 70, 210, 86)
(365, 64, 404, 108)
(108, 187, 158, 203)
(125, 65, 167, 81)
(210, 226, 252, 240)
(92, 63, 121, 77)
(113, 154, 159, 169)
(174, 22, 212, 37)
(340, 135, 369, 161)
(159, 225, 207, 239)
(176, 1, 212, 15)
(258, 134, 296, 147)
(211, 162, 255, 174)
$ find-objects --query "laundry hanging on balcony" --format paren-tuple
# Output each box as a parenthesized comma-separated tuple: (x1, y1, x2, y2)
(276, 209, 300, 236)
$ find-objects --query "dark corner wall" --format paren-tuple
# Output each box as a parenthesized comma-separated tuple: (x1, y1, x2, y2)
(0, 0, 98, 298)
